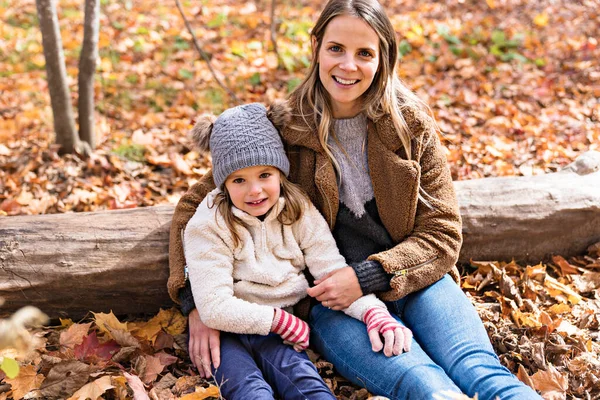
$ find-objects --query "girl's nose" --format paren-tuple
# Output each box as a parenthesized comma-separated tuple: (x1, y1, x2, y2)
(248, 182, 262, 195)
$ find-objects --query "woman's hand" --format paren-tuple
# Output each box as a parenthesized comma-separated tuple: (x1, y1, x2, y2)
(188, 309, 221, 378)
(307, 266, 362, 309)
(363, 307, 412, 357)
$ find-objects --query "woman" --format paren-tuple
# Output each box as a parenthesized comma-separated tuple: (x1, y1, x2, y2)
(167, 0, 541, 398)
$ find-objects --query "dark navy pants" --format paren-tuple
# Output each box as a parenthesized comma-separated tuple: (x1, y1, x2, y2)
(213, 332, 336, 400)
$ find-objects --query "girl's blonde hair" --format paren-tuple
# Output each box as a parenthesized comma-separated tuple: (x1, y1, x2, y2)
(289, 0, 435, 173)
(210, 172, 310, 248)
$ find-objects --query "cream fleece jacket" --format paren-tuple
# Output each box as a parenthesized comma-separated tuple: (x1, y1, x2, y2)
(184, 188, 385, 335)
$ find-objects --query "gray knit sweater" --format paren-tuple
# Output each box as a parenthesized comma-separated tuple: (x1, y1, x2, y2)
(328, 115, 394, 295)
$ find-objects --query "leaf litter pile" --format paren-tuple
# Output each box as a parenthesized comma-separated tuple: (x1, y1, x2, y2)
(1, 0, 599, 398)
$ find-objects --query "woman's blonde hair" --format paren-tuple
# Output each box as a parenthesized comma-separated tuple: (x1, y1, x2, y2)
(289, 0, 434, 173)
(210, 172, 310, 248)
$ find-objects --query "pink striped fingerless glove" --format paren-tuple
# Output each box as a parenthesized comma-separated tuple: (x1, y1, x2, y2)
(363, 306, 412, 355)
(363, 307, 400, 335)
(271, 308, 310, 352)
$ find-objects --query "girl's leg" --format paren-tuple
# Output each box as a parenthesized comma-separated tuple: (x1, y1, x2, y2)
(396, 274, 542, 400)
(248, 333, 336, 400)
(212, 333, 275, 400)
(310, 304, 462, 400)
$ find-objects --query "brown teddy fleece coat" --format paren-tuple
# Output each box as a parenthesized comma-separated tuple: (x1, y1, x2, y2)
(167, 102, 462, 304)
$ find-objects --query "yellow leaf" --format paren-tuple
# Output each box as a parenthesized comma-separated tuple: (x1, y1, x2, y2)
(153, 308, 187, 336)
(533, 13, 549, 27)
(93, 311, 128, 335)
(547, 303, 571, 315)
(180, 385, 221, 400)
(67, 375, 114, 400)
(486, 0, 495, 8)
(60, 318, 74, 328)
(4, 364, 44, 400)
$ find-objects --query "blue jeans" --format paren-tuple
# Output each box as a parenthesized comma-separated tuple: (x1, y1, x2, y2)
(310, 275, 542, 400)
(213, 332, 336, 400)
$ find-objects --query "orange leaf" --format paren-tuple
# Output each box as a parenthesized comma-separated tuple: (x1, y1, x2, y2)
(552, 255, 578, 275)
(60, 323, 92, 349)
(4, 364, 44, 400)
(180, 386, 221, 400)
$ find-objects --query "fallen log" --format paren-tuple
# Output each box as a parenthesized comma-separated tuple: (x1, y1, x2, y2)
(456, 150, 600, 263)
(1, 152, 599, 318)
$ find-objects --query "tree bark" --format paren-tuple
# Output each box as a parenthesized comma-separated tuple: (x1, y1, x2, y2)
(35, 0, 78, 154)
(78, 0, 100, 151)
(1, 152, 599, 318)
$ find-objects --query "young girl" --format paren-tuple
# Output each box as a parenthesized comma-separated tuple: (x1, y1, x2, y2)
(183, 102, 412, 400)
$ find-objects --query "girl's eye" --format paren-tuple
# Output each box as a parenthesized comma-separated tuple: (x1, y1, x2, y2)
(232, 178, 244, 184)
(260, 173, 271, 179)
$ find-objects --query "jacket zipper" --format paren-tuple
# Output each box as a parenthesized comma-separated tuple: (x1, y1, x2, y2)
(261, 222, 267, 253)
(394, 256, 438, 277)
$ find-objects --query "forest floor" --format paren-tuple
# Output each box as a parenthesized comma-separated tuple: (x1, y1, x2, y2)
(0, 0, 599, 399)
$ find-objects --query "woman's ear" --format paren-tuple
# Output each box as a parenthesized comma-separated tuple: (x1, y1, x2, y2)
(190, 114, 217, 152)
(266, 99, 291, 131)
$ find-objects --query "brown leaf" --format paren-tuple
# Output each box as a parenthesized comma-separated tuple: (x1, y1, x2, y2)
(60, 323, 92, 349)
(67, 375, 114, 400)
(571, 272, 600, 293)
(111, 375, 130, 400)
(106, 325, 141, 348)
(516, 364, 535, 390)
(139, 353, 175, 384)
(4, 364, 44, 400)
(39, 360, 91, 399)
(531, 364, 568, 400)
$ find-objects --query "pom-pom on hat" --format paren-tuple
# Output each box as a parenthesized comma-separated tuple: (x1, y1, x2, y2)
(190, 102, 290, 188)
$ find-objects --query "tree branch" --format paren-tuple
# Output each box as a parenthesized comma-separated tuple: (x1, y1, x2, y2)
(174, 0, 240, 104)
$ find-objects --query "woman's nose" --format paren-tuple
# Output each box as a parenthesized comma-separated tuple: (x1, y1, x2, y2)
(339, 56, 357, 72)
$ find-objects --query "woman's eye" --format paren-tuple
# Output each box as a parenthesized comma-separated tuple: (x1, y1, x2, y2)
(329, 45, 342, 52)
(359, 50, 373, 58)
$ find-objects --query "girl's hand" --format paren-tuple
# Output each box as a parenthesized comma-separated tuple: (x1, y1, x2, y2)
(188, 309, 221, 377)
(271, 308, 310, 352)
(363, 307, 412, 357)
(307, 266, 362, 309)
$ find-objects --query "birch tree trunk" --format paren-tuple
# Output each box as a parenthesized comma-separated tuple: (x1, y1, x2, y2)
(78, 0, 100, 151)
(35, 0, 78, 154)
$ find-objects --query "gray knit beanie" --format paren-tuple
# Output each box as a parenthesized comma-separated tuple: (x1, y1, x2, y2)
(191, 102, 290, 188)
